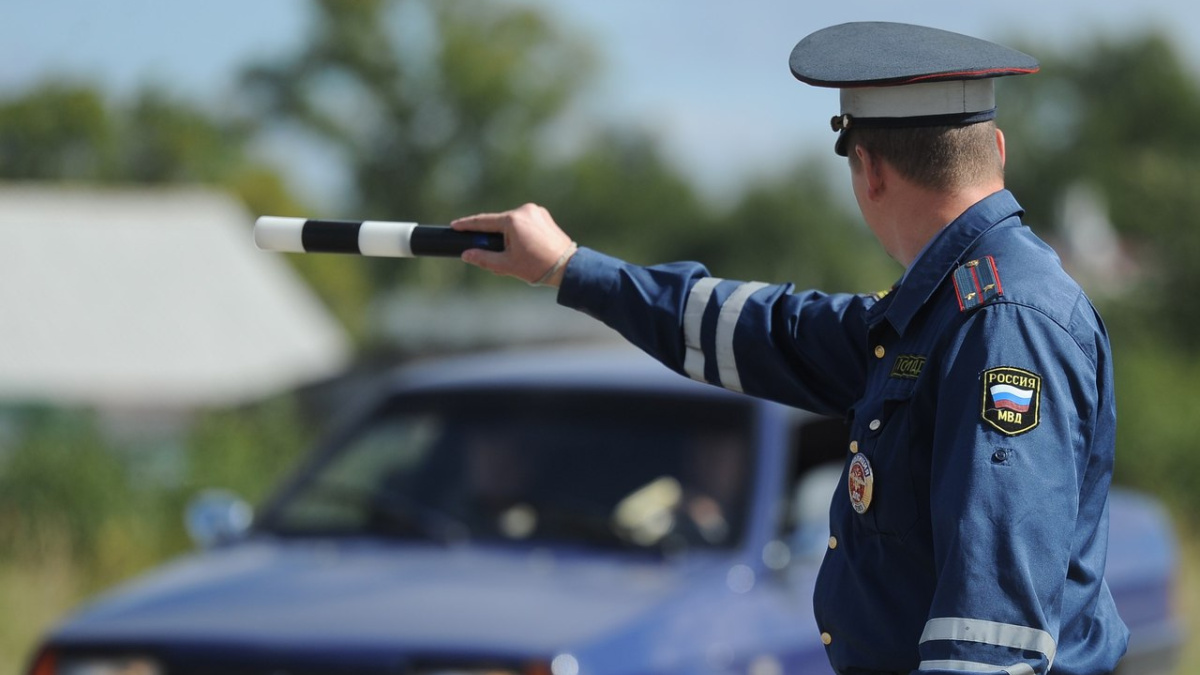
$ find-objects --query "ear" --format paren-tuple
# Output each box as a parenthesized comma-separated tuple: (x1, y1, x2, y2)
(995, 127, 1007, 168)
(854, 145, 887, 199)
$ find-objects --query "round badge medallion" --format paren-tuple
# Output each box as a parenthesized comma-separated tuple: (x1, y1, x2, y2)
(848, 453, 874, 514)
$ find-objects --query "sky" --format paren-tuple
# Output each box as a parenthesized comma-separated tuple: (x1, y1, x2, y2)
(2, 0, 1198, 205)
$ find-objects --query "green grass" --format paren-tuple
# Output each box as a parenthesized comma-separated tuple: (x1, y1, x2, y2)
(1174, 532, 1200, 675)
(0, 555, 77, 673)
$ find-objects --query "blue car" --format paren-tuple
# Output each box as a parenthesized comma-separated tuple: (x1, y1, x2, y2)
(28, 346, 1181, 675)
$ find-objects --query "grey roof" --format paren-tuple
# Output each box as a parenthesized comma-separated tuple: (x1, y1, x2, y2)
(0, 184, 351, 408)
(372, 288, 622, 354)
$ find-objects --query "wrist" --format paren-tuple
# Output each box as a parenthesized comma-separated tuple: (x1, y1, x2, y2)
(530, 242, 578, 288)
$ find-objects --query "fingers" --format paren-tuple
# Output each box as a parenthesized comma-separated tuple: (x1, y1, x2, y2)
(450, 212, 507, 233)
(460, 248, 506, 273)
(452, 203, 572, 284)
(449, 203, 543, 233)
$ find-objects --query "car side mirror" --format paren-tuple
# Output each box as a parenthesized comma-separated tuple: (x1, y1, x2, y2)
(185, 489, 253, 548)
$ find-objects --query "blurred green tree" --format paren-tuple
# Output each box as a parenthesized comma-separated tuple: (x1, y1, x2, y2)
(0, 84, 116, 180)
(534, 129, 718, 266)
(707, 159, 896, 290)
(239, 0, 892, 298)
(0, 83, 247, 186)
(1000, 32, 1200, 518)
(241, 0, 599, 292)
(1001, 32, 1200, 342)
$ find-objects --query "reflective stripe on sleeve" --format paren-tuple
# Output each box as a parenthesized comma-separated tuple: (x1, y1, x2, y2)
(683, 278, 722, 383)
(715, 282, 769, 393)
(920, 617, 1055, 667)
(917, 659, 1036, 675)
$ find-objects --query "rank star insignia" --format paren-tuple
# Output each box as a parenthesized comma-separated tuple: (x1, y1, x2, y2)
(982, 366, 1042, 435)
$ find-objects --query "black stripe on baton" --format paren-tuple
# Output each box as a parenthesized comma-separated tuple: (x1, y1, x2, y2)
(410, 227, 504, 256)
(294, 218, 504, 256)
(302, 219, 364, 254)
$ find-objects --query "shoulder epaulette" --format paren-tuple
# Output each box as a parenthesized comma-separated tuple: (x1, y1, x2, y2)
(952, 256, 1003, 312)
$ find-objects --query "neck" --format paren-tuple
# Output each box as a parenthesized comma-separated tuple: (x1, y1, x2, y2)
(889, 182, 1003, 267)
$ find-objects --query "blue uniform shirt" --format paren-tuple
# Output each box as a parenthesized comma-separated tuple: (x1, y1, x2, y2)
(557, 190, 1128, 674)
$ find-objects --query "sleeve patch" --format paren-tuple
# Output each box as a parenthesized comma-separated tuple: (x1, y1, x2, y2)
(981, 366, 1041, 435)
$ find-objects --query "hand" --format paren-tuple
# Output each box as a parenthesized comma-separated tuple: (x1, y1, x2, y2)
(451, 203, 576, 287)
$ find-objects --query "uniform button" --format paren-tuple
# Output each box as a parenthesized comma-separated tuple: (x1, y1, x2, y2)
(821, 632, 832, 645)
(873, 345, 885, 359)
(849, 440, 859, 453)
(828, 536, 838, 549)
(869, 419, 881, 431)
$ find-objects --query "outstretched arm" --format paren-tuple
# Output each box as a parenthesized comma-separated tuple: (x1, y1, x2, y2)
(453, 202, 873, 415)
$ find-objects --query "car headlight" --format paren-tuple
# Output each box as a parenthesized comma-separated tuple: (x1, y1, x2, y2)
(58, 658, 161, 675)
(26, 650, 162, 675)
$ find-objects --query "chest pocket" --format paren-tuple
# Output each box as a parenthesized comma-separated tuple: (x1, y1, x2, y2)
(857, 377, 921, 540)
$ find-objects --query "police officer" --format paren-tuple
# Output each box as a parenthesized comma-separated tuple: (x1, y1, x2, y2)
(450, 21, 1128, 675)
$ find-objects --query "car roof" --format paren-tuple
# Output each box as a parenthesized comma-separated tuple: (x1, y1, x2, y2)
(383, 344, 756, 403)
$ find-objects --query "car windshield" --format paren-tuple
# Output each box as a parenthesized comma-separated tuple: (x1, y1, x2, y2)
(260, 388, 754, 552)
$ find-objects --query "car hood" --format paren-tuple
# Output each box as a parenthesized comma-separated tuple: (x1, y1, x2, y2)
(52, 537, 725, 655)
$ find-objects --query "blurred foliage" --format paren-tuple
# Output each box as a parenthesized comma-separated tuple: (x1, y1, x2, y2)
(535, 129, 716, 266)
(0, 400, 315, 575)
(710, 161, 891, 289)
(0, 84, 115, 180)
(1110, 345, 1200, 531)
(0, 83, 248, 185)
(0, 399, 316, 667)
(533, 134, 895, 289)
(999, 32, 1200, 518)
(235, 0, 895, 337)
(241, 0, 598, 294)
(1002, 31, 1200, 344)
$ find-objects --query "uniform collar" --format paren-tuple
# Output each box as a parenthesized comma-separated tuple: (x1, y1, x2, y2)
(866, 189, 1024, 335)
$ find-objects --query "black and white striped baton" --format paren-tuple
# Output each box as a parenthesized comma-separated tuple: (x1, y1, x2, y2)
(253, 217, 505, 257)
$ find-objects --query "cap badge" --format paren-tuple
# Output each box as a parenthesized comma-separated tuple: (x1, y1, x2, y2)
(848, 453, 874, 514)
(982, 366, 1042, 435)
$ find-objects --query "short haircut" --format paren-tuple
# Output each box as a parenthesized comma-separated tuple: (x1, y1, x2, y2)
(845, 121, 1003, 191)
